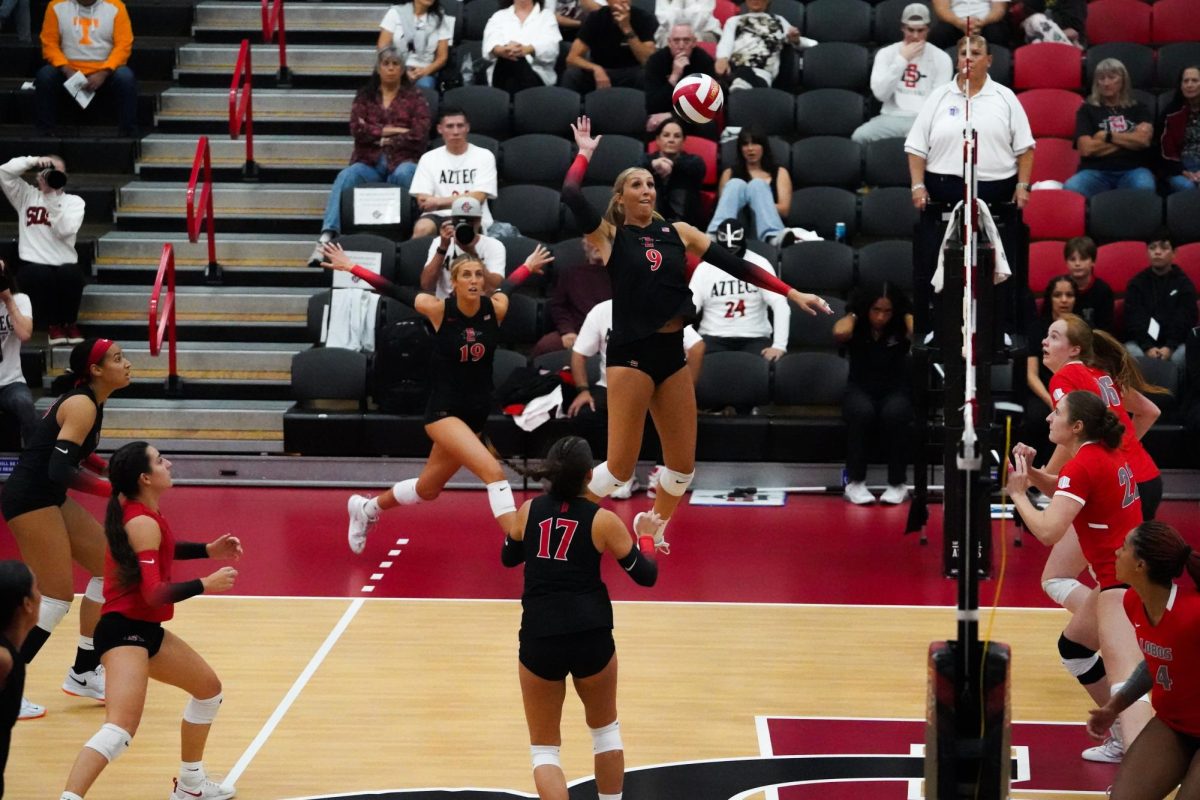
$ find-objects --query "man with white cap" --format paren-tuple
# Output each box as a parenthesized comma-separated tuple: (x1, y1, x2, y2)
(852, 4, 952, 145)
(420, 196, 507, 299)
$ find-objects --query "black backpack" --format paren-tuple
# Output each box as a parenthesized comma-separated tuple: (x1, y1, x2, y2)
(372, 298, 433, 413)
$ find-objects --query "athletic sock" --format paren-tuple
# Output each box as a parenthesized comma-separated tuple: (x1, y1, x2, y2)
(20, 625, 50, 663)
(60, 793, 84, 800)
(364, 497, 382, 518)
(179, 760, 206, 787)
(73, 636, 99, 673)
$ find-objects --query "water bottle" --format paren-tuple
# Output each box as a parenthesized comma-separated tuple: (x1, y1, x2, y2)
(835, 222, 846, 243)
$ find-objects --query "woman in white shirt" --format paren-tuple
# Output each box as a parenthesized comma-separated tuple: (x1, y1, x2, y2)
(905, 34, 1034, 211)
(482, 0, 562, 94)
(377, 0, 454, 89)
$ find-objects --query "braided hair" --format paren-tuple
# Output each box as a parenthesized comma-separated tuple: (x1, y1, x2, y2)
(1129, 520, 1200, 590)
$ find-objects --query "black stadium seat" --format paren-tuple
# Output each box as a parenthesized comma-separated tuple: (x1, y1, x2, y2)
(863, 138, 910, 187)
(586, 135, 645, 186)
(772, 351, 848, 405)
(857, 239, 914, 292)
(794, 88, 865, 138)
(1088, 189, 1163, 244)
(499, 134, 572, 187)
(726, 88, 795, 136)
(720, 135, 790, 175)
(584, 88, 647, 137)
(461, 0, 498, 41)
(790, 136, 862, 189)
(442, 85, 510, 139)
(803, 0, 871, 43)
(873, 0, 930, 44)
(512, 86, 581, 136)
(789, 296, 846, 350)
(1086, 43, 1153, 90)
(860, 187, 917, 239)
(780, 240, 855, 296)
(1167, 190, 1200, 245)
(695, 351, 770, 412)
(786, 187, 857, 241)
(1156, 43, 1200, 90)
(493, 184, 562, 242)
(802, 43, 870, 91)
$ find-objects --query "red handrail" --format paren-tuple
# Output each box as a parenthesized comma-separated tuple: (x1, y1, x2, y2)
(261, 0, 290, 82)
(229, 38, 258, 179)
(186, 136, 221, 283)
(149, 243, 180, 393)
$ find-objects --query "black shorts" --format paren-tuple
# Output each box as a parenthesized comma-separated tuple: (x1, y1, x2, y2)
(94, 612, 165, 658)
(424, 403, 490, 433)
(519, 628, 615, 681)
(607, 329, 687, 386)
(0, 470, 66, 521)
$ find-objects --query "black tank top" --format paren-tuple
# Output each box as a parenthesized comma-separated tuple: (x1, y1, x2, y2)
(607, 221, 695, 346)
(0, 632, 25, 791)
(429, 295, 499, 401)
(5, 385, 104, 488)
(519, 494, 611, 638)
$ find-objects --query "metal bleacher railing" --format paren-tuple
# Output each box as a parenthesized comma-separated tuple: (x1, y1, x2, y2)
(186, 135, 222, 284)
(149, 243, 181, 396)
(229, 38, 259, 180)
(262, 0, 292, 85)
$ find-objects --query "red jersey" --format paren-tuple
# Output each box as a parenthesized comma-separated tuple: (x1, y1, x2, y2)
(1124, 585, 1200, 736)
(102, 501, 177, 623)
(1049, 362, 1159, 482)
(1054, 442, 1142, 586)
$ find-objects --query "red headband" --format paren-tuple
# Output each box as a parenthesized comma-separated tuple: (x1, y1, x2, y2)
(77, 339, 115, 385)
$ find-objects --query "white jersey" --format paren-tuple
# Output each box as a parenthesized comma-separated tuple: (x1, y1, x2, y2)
(869, 40, 954, 118)
(573, 299, 700, 388)
(0, 293, 32, 387)
(423, 234, 506, 299)
(689, 248, 789, 349)
(0, 157, 85, 266)
(409, 144, 498, 231)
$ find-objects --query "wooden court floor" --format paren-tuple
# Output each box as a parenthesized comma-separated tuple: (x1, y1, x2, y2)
(5, 488, 1198, 799)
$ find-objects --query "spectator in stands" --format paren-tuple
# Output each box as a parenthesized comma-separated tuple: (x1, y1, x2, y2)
(409, 107, 499, 238)
(376, 0, 454, 90)
(707, 128, 795, 248)
(482, 0, 562, 94)
(1026, 274, 1076, 412)
(421, 196, 507, 298)
(0, 259, 36, 446)
(35, 0, 137, 137)
(833, 283, 914, 506)
(852, 4, 953, 146)
(532, 238, 612, 358)
(929, 0, 1009, 49)
(310, 46, 431, 266)
(554, 0, 603, 35)
(0, 0, 30, 42)
(1019, 0, 1086, 47)
(1064, 59, 1156, 198)
(652, 0, 720, 46)
(1062, 236, 1113, 333)
(637, 118, 705, 226)
(561, 0, 657, 92)
(1184, 326, 1200, 453)
(907, 35, 1034, 211)
(690, 218, 789, 360)
(1159, 65, 1200, 194)
(644, 22, 716, 134)
(714, 0, 815, 92)
(1123, 230, 1197, 370)
(0, 155, 85, 346)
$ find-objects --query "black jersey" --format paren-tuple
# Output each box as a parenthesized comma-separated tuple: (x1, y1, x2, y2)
(607, 221, 695, 346)
(427, 295, 499, 402)
(1, 386, 104, 516)
(0, 632, 25, 794)
(519, 494, 612, 639)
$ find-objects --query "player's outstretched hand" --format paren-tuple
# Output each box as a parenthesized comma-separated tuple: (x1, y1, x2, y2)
(208, 533, 243, 561)
(570, 116, 602, 157)
(787, 289, 833, 317)
(525, 244, 554, 274)
(320, 241, 354, 272)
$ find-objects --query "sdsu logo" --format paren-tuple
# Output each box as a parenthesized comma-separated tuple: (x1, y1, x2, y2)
(639, 236, 656, 249)
(25, 206, 50, 227)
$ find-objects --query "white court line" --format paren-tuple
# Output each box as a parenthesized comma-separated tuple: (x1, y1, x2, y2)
(753, 715, 781, 800)
(223, 598, 365, 787)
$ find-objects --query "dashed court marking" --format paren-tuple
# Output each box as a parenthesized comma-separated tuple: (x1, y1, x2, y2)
(361, 537, 412, 594)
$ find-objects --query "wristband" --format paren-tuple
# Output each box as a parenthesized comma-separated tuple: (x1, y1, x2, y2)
(623, 29, 636, 39)
(1016, 182, 1030, 191)
(911, 183, 926, 192)
(1106, 130, 1113, 143)
(577, 385, 590, 391)
(437, 247, 448, 256)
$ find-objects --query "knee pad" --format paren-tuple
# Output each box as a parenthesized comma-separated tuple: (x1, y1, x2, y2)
(486, 480, 516, 518)
(1042, 577, 1083, 608)
(84, 576, 105, 604)
(590, 720, 623, 754)
(182, 692, 223, 725)
(587, 461, 631, 499)
(37, 595, 72, 634)
(656, 468, 695, 498)
(84, 723, 131, 763)
(530, 744, 561, 769)
(392, 478, 422, 505)
(1058, 634, 1105, 685)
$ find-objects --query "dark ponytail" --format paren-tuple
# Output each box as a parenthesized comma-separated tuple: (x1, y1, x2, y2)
(49, 337, 112, 395)
(530, 436, 594, 500)
(0, 560, 34, 631)
(1064, 390, 1124, 448)
(104, 441, 152, 588)
(1130, 521, 1200, 591)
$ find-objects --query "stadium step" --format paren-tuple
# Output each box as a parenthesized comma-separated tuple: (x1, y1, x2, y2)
(155, 87, 353, 134)
(33, 397, 290, 454)
(114, 180, 326, 233)
(95, 231, 326, 287)
(136, 133, 348, 182)
(176, 44, 376, 87)
(193, 2, 380, 43)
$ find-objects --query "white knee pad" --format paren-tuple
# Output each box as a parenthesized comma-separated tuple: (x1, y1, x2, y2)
(530, 744, 561, 769)
(392, 478, 422, 505)
(182, 692, 223, 725)
(37, 596, 72, 633)
(486, 480, 516, 518)
(656, 468, 695, 498)
(1042, 577, 1083, 607)
(587, 461, 631, 498)
(84, 576, 105, 604)
(84, 723, 131, 762)
(590, 720, 623, 754)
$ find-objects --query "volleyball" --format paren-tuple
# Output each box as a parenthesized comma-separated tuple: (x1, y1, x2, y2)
(671, 73, 723, 125)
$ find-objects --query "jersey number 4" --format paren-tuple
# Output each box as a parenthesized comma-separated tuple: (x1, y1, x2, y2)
(1156, 664, 1173, 692)
(536, 517, 579, 561)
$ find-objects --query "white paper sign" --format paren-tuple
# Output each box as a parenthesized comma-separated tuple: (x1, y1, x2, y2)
(63, 71, 96, 108)
(331, 250, 382, 289)
(353, 186, 402, 226)
(1147, 316, 1160, 342)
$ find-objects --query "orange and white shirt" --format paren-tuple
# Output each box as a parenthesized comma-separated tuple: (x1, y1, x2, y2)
(41, 0, 134, 75)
